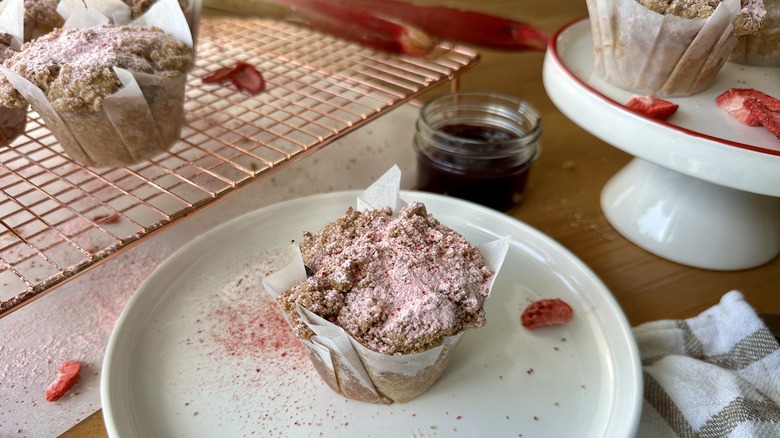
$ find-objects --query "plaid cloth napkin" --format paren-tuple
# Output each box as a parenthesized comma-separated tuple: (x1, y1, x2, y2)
(634, 290, 780, 438)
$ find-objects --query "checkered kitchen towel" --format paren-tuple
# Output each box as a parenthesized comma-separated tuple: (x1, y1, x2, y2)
(634, 290, 780, 438)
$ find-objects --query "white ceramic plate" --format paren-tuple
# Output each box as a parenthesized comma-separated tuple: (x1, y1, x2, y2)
(102, 191, 642, 437)
(543, 18, 780, 197)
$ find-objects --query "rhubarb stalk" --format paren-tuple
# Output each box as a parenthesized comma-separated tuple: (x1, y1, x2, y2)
(267, 0, 436, 56)
(325, 0, 549, 51)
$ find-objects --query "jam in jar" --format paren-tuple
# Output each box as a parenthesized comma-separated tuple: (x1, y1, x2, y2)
(413, 92, 542, 211)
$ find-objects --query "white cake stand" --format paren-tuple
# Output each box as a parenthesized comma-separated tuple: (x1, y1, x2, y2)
(542, 18, 780, 271)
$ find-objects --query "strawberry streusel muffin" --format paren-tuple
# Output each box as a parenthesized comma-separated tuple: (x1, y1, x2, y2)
(273, 201, 503, 403)
(587, 0, 767, 96)
(0, 24, 193, 167)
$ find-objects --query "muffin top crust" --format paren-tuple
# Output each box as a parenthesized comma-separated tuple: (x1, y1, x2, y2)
(122, 0, 190, 18)
(0, 25, 193, 111)
(0, 33, 16, 62)
(637, 0, 766, 36)
(24, 0, 65, 35)
(277, 202, 495, 355)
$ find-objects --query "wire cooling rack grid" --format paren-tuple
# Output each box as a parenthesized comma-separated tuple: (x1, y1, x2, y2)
(0, 16, 478, 314)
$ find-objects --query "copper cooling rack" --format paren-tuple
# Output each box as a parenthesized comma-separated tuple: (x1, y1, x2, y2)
(0, 16, 478, 314)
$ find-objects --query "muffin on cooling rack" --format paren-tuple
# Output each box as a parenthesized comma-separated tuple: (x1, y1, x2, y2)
(586, 0, 767, 96)
(266, 199, 508, 404)
(121, 0, 189, 18)
(0, 33, 26, 146)
(58, 0, 200, 43)
(0, 24, 194, 167)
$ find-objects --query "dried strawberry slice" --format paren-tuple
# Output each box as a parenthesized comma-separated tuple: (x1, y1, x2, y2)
(230, 62, 266, 95)
(202, 66, 237, 84)
(45, 360, 81, 402)
(714, 88, 780, 126)
(624, 96, 679, 120)
(744, 98, 780, 141)
(521, 298, 573, 330)
(202, 62, 266, 95)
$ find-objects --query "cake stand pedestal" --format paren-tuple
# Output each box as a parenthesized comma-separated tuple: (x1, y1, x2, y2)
(542, 18, 780, 271)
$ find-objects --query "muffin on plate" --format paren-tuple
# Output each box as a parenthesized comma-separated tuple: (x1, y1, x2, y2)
(0, 24, 194, 167)
(263, 170, 509, 404)
(586, 0, 767, 96)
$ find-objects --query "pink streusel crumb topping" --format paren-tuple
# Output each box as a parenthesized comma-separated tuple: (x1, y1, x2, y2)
(637, 0, 766, 36)
(277, 201, 494, 355)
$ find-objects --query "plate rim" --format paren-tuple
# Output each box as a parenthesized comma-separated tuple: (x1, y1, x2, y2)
(548, 17, 780, 157)
(543, 17, 780, 198)
(101, 190, 643, 437)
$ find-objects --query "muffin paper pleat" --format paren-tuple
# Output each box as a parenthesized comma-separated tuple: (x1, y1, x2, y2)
(587, 0, 742, 96)
(58, 0, 131, 25)
(102, 68, 168, 162)
(0, 67, 93, 164)
(0, 0, 25, 49)
(659, 0, 740, 95)
(58, 0, 199, 47)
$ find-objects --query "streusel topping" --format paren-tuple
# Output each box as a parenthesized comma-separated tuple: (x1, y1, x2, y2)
(637, 0, 766, 36)
(0, 25, 193, 111)
(122, 0, 189, 18)
(277, 202, 495, 355)
(0, 33, 16, 62)
(24, 0, 65, 34)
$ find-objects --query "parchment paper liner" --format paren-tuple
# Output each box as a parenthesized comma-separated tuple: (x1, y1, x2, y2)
(263, 166, 511, 403)
(586, 0, 741, 97)
(57, 0, 201, 45)
(0, 0, 192, 167)
(0, 0, 26, 146)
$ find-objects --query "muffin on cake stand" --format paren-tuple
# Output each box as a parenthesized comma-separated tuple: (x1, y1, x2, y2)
(542, 18, 780, 271)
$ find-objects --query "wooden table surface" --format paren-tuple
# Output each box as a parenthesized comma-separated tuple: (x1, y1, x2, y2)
(61, 1, 780, 436)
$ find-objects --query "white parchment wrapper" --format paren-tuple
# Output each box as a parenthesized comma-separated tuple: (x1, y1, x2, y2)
(58, 0, 201, 44)
(0, 0, 26, 146)
(263, 166, 511, 403)
(0, 0, 25, 50)
(0, 0, 193, 167)
(586, 0, 741, 96)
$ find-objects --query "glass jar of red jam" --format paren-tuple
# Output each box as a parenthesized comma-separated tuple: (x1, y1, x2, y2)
(413, 91, 542, 211)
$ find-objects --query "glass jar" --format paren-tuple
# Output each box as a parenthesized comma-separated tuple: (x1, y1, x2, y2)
(413, 91, 542, 211)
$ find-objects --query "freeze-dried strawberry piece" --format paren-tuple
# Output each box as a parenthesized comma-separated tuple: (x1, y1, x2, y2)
(202, 66, 237, 84)
(624, 96, 679, 120)
(45, 360, 81, 402)
(521, 298, 573, 330)
(230, 63, 266, 95)
(201, 62, 266, 96)
(714, 88, 780, 126)
(744, 98, 780, 141)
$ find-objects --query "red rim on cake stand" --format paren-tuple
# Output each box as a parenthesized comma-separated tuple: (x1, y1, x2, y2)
(542, 18, 780, 271)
